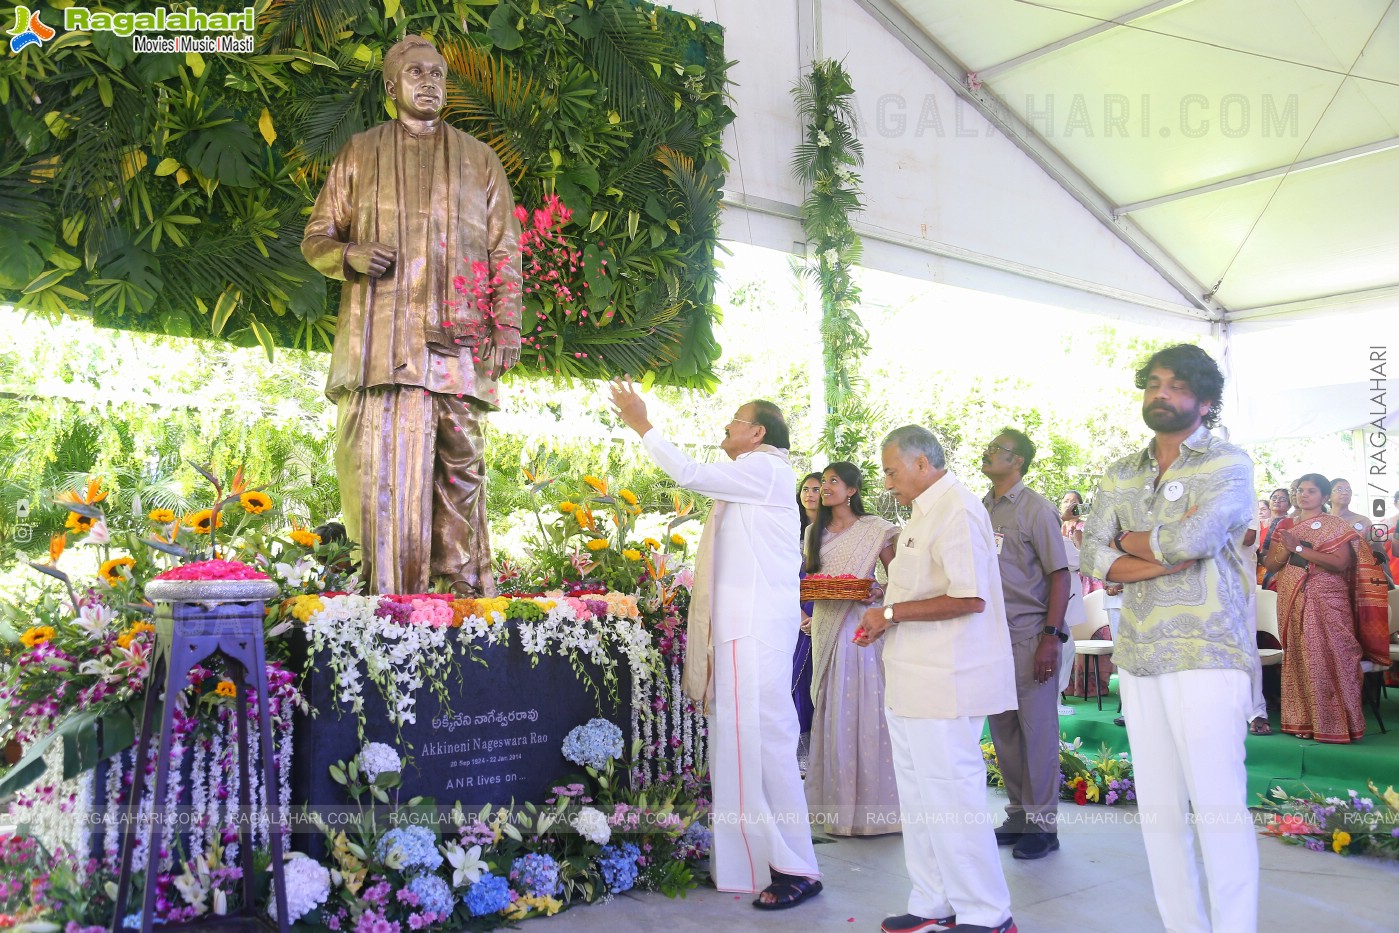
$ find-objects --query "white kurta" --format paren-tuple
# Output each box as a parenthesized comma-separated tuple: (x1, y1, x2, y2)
(642, 431, 818, 892)
(642, 431, 802, 651)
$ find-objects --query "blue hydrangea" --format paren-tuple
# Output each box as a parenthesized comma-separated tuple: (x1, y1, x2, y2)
(510, 852, 561, 898)
(407, 873, 454, 916)
(462, 871, 512, 917)
(597, 842, 640, 894)
(375, 826, 444, 874)
(561, 718, 623, 770)
(675, 821, 712, 860)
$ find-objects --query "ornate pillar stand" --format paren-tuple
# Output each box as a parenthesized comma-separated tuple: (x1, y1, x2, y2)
(111, 578, 290, 933)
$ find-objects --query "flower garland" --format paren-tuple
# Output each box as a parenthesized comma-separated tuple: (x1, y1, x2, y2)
(790, 59, 873, 462)
(299, 593, 661, 742)
(982, 737, 1136, 806)
(1260, 783, 1399, 859)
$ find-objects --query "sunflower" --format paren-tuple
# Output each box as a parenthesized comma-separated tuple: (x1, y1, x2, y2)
(585, 539, 609, 552)
(618, 489, 638, 506)
(558, 501, 577, 514)
(184, 509, 224, 534)
(65, 512, 96, 533)
(576, 508, 596, 531)
(622, 549, 643, 561)
(670, 533, 686, 547)
(239, 491, 273, 514)
(99, 557, 136, 586)
(642, 537, 662, 551)
(148, 508, 176, 524)
(214, 680, 238, 699)
(290, 528, 321, 548)
(19, 626, 56, 649)
(582, 475, 608, 495)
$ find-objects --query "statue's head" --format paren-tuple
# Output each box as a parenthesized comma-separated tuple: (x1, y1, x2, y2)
(383, 35, 446, 121)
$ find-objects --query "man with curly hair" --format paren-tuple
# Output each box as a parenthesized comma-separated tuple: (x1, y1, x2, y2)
(1080, 344, 1258, 932)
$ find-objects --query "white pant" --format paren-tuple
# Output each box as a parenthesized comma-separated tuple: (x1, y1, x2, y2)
(885, 711, 1012, 928)
(711, 637, 820, 892)
(1119, 669, 1258, 933)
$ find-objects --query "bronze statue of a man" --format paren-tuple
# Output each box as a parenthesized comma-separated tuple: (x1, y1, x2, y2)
(302, 35, 522, 596)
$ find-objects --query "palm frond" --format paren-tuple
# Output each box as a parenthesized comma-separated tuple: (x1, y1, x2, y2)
(261, 0, 361, 52)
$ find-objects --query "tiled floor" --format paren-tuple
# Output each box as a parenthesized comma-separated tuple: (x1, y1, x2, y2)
(532, 796, 1399, 932)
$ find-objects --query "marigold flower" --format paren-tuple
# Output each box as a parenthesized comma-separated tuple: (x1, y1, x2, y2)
(184, 509, 224, 534)
(99, 556, 136, 587)
(290, 528, 322, 548)
(148, 508, 177, 524)
(215, 680, 238, 698)
(1332, 830, 1351, 853)
(286, 594, 326, 623)
(19, 626, 56, 649)
(239, 491, 273, 514)
(670, 533, 686, 547)
(65, 512, 96, 533)
(582, 475, 608, 495)
(622, 549, 643, 561)
(585, 539, 609, 552)
(618, 489, 638, 506)
(558, 501, 577, 514)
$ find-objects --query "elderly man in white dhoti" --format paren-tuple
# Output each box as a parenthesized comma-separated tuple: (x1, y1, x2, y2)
(610, 378, 822, 911)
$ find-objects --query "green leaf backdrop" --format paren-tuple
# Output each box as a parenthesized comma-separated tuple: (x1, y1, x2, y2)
(0, 0, 733, 387)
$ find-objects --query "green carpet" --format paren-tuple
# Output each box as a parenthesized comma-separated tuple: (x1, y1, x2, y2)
(1034, 677, 1399, 803)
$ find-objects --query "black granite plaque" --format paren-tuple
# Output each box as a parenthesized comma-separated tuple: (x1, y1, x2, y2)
(290, 631, 630, 813)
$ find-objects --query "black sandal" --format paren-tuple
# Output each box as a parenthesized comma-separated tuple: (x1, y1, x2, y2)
(1249, 717, 1273, 736)
(752, 872, 822, 911)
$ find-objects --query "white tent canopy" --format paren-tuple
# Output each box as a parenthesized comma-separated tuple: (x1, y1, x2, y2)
(672, 0, 1398, 442)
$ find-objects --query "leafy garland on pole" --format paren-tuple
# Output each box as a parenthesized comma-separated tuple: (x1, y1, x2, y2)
(790, 60, 874, 463)
(0, 0, 732, 387)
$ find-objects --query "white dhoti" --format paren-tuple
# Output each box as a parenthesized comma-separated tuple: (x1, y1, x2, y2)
(711, 637, 820, 893)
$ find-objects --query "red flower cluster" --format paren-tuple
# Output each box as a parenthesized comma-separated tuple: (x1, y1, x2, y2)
(154, 560, 268, 581)
(805, 573, 862, 580)
(1072, 777, 1089, 806)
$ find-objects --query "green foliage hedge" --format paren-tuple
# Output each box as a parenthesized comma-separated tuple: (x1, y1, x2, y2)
(0, 0, 732, 387)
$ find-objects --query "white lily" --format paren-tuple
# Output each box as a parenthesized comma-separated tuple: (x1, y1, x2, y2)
(443, 842, 485, 888)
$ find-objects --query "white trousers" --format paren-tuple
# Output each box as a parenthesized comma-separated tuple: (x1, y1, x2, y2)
(885, 711, 1012, 928)
(1245, 591, 1268, 721)
(711, 637, 820, 893)
(1119, 669, 1258, 933)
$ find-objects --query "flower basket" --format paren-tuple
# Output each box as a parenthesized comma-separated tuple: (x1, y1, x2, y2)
(800, 575, 873, 601)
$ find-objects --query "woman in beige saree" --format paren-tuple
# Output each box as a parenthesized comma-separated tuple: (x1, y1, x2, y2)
(802, 462, 901, 835)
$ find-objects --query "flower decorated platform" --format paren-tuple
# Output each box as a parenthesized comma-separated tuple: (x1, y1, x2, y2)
(1, 465, 713, 930)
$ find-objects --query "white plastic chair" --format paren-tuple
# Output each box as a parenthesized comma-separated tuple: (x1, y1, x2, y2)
(1070, 589, 1114, 711)
(1255, 589, 1282, 668)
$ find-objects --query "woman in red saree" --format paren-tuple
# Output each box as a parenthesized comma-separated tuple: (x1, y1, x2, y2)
(1262, 474, 1391, 743)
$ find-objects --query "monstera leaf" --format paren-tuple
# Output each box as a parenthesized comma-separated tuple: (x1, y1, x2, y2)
(184, 111, 264, 187)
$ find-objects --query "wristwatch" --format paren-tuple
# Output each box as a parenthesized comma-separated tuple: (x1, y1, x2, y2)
(883, 605, 896, 624)
(1041, 625, 1069, 643)
(1294, 544, 1304, 553)
(1111, 530, 1128, 552)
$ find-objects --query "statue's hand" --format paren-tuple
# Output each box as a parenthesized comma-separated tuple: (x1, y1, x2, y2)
(345, 242, 396, 278)
(492, 343, 520, 380)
